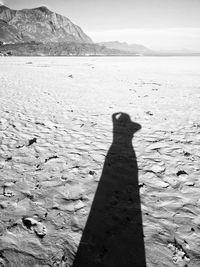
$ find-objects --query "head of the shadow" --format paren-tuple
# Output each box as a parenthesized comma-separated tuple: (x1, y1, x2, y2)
(112, 112, 141, 145)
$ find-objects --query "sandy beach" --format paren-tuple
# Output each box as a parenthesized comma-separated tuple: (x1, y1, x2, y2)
(0, 56, 200, 266)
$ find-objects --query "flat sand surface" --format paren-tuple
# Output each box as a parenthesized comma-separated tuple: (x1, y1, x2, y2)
(0, 56, 200, 266)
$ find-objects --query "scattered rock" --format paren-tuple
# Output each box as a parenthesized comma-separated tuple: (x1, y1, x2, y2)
(176, 170, 188, 176)
(145, 111, 153, 116)
(28, 138, 37, 146)
(3, 190, 15, 198)
(34, 222, 47, 238)
(5, 156, 12, 161)
(35, 122, 45, 126)
(22, 217, 47, 238)
(184, 152, 191, 157)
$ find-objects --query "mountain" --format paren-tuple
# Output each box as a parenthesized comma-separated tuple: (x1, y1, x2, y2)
(0, 4, 92, 43)
(0, 5, 153, 56)
(99, 41, 150, 54)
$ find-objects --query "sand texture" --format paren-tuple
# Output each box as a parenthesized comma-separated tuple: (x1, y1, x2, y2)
(0, 56, 200, 266)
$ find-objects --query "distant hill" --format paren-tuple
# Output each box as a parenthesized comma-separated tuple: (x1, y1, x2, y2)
(0, 42, 138, 56)
(0, 4, 92, 44)
(99, 41, 150, 54)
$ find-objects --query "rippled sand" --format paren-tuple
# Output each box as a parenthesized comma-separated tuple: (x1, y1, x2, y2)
(0, 56, 200, 267)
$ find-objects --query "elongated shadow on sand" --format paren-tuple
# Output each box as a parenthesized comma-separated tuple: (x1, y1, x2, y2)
(72, 112, 146, 267)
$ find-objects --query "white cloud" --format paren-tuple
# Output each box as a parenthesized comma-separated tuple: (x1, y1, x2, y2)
(0, 0, 5, 4)
(86, 28, 200, 51)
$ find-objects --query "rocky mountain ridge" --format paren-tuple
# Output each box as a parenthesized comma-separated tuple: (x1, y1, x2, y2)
(0, 4, 92, 43)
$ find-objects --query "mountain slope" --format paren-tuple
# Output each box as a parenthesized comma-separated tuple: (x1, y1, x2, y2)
(99, 41, 150, 54)
(0, 19, 21, 43)
(0, 5, 92, 43)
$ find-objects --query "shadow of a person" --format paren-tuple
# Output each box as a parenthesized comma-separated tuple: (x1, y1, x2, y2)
(72, 112, 146, 267)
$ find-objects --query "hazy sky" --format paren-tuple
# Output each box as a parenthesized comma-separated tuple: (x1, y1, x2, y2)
(1, 0, 200, 50)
